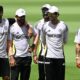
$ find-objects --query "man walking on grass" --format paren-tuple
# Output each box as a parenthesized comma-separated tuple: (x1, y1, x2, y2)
(8, 8, 33, 80)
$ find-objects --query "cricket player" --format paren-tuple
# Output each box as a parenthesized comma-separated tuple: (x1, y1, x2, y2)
(0, 5, 10, 80)
(33, 4, 51, 80)
(42, 6, 68, 80)
(8, 8, 33, 80)
(74, 29, 80, 68)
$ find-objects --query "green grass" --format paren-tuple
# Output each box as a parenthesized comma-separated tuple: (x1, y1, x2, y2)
(0, 0, 80, 80)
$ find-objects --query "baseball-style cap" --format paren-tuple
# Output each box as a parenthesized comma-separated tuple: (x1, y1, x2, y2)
(15, 8, 26, 17)
(41, 4, 51, 9)
(48, 6, 59, 13)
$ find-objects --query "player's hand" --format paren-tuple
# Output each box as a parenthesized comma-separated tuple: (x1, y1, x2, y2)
(76, 57, 80, 68)
(28, 47, 33, 53)
(33, 55, 38, 64)
(9, 55, 16, 67)
(28, 44, 35, 53)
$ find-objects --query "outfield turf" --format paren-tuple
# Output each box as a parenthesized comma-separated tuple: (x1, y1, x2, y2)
(0, 0, 80, 80)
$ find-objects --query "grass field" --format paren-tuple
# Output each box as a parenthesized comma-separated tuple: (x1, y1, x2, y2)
(0, 0, 80, 80)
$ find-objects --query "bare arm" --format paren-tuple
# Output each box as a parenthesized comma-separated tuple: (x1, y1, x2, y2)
(32, 34, 39, 64)
(8, 40, 16, 67)
(28, 27, 34, 38)
(75, 43, 80, 68)
(8, 40, 13, 56)
(75, 43, 80, 57)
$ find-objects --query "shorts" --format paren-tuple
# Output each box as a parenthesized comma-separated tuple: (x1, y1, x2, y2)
(45, 58, 65, 80)
(10, 56, 32, 80)
(38, 55, 46, 80)
(0, 58, 10, 77)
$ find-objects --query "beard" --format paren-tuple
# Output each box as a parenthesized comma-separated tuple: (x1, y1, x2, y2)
(17, 19, 25, 26)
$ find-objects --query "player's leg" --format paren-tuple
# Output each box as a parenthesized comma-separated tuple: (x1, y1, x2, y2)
(10, 66, 19, 80)
(1, 58, 10, 80)
(45, 58, 57, 80)
(20, 57, 32, 80)
(10, 57, 20, 80)
(45, 59, 53, 80)
(55, 59, 65, 80)
(38, 55, 45, 80)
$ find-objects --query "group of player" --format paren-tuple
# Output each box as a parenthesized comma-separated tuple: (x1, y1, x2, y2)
(0, 3, 80, 80)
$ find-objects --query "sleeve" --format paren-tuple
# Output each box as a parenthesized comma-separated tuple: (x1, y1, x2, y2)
(34, 22, 41, 36)
(33, 28, 37, 36)
(74, 29, 80, 44)
(8, 25, 14, 41)
(41, 24, 46, 45)
(63, 24, 68, 44)
(4, 19, 10, 40)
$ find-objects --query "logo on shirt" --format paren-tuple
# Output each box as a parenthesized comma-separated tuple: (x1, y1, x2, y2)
(47, 29, 51, 32)
(16, 32, 19, 34)
(14, 32, 21, 39)
(14, 32, 27, 39)
(59, 29, 62, 33)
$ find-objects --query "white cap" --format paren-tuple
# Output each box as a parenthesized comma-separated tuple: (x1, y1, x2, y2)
(48, 6, 59, 13)
(15, 8, 26, 17)
(42, 4, 51, 9)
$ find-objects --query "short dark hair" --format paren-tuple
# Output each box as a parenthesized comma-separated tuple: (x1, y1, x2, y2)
(0, 5, 3, 12)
